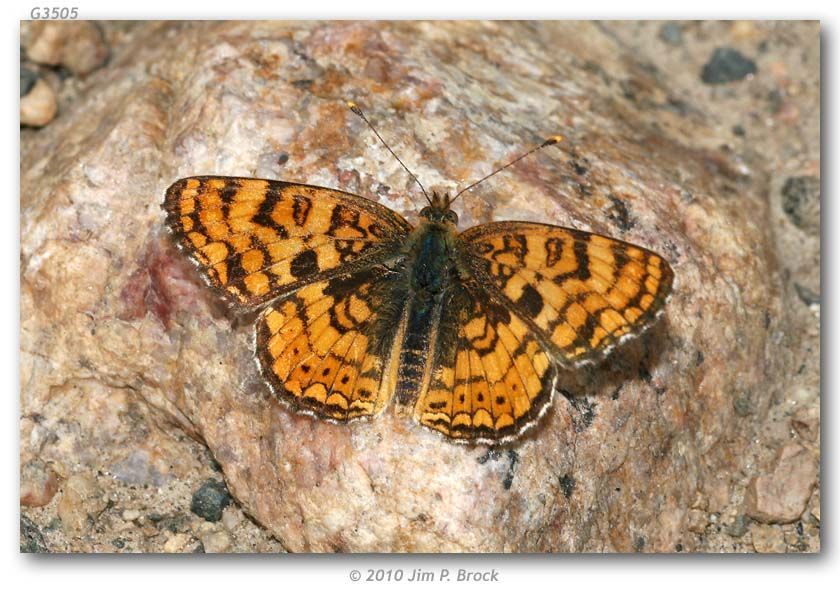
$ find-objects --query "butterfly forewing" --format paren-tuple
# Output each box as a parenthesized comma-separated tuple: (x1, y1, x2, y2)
(163, 177, 411, 308)
(459, 221, 674, 366)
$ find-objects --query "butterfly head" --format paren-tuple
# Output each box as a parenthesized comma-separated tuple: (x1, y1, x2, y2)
(420, 191, 458, 225)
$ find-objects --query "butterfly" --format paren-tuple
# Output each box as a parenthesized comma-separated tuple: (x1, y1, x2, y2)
(162, 102, 674, 445)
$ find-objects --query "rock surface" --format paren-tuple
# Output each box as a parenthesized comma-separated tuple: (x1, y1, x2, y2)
(746, 443, 819, 524)
(20, 21, 820, 552)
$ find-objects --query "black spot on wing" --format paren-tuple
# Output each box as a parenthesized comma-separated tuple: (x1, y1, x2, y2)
(573, 234, 591, 280)
(515, 283, 544, 319)
(290, 249, 319, 278)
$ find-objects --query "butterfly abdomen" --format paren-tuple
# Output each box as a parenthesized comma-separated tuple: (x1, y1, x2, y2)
(393, 224, 457, 406)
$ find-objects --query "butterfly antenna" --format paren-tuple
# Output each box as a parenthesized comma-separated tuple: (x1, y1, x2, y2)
(447, 135, 564, 207)
(346, 101, 432, 205)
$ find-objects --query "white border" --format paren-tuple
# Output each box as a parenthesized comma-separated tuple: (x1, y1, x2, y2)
(6, 4, 833, 600)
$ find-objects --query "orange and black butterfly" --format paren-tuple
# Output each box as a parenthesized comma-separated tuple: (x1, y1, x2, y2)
(162, 103, 674, 445)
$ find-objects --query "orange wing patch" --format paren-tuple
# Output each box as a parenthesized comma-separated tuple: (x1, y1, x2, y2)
(255, 265, 404, 421)
(163, 177, 411, 308)
(460, 222, 674, 366)
(411, 281, 557, 443)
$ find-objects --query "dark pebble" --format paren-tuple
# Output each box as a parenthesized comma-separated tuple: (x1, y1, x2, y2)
(20, 515, 48, 553)
(559, 474, 576, 499)
(781, 175, 820, 231)
(794, 283, 820, 306)
(701, 47, 757, 84)
(659, 22, 683, 45)
(733, 393, 754, 417)
(111, 538, 126, 549)
(726, 514, 749, 537)
(634, 536, 646, 552)
(732, 124, 746, 136)
(190, 479, 232, 522)
(20, 66, 38, 98)
(277, 152, 289, 166)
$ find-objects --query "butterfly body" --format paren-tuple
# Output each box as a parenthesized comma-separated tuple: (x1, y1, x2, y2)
(164, 175, 673, 445)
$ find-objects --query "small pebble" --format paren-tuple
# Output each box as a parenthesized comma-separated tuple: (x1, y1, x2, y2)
(57, 473, 107, 535)
(781, 175, 820, 235)
(687, 508, 707, 533)
(221, 506, 243, 531)
(659, 22, 683, 45)
(20, 78, 57, 127)
(726, 514, 749, 538)
(24, 21, 108, 76)
(190, 479, 232, 522)
(793, 283, 820, 307)
(20, 515, 48, 553)
(751, 524, 786, 553)
(20, 460, 59, 507)
(200, 530, 232, 553)
(122, 509, 141, 521)
(701, 47, 758, 84)
(791, 405, 820, 442)
(733, 393, 754, 416)
(163, 532, 192, 553)
(20, 65, 38, 97)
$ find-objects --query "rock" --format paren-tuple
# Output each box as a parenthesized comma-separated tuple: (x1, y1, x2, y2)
(807, 488, 820, 523)
(20, 21, 806, 552)
(781, 176, 820, 235)
(791, 405, 819, 442)
(199, 529, 232, 553)
(22, 21, 108, 76)
(746, 443, 818, 524)
(221, 506, 243, 531)
(163, 532, 192, 553)
(687, 509, 708, 533)
(751, 524, 786, 553)
(20, 65, 38, 97)
(725, 514, 749, 538)
(20, 460, 59, 507)
(190, 480, 232, 522)
(701, 47, 758, 84)
(122, 509, 141, 521)
(20, 515, 49, 553)
(110, 450, 173, 487)
(56, 473, 108, 535)
(733, 393, 754, 417)
(20, 78, 57, 127)
(659, 23, 683, 45)
(793, 283, 820, 307)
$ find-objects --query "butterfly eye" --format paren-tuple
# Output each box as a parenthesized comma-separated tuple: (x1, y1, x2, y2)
(446, 210, 458, 225)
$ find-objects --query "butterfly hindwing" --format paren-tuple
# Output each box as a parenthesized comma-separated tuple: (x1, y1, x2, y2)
(412, 279, 557, 444)
(163, 177, 411, 309)
(255, 265, 407, 421)
(459, 221, 674, 366)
